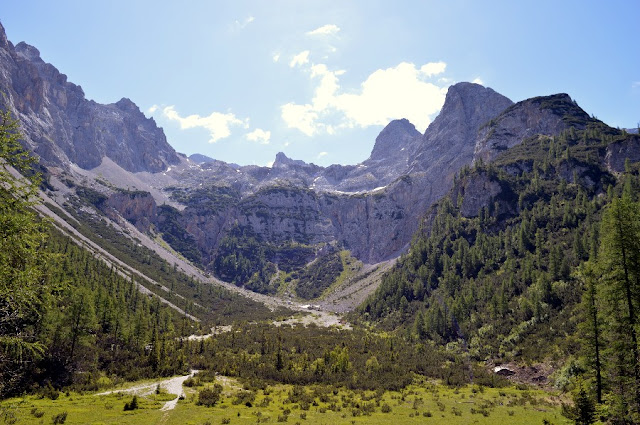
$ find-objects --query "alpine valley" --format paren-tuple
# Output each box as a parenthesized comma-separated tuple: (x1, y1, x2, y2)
(1, 20, 640, 425)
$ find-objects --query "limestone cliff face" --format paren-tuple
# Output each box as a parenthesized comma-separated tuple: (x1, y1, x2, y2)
(105, 191, 157, 232)
(0, 23, 179, 172)
(238, 186, 335, 245)
(605, 135, 640, 173)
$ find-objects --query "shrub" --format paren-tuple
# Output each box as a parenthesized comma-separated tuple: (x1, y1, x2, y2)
(184, 376, 198, 387)
(197, 384, 223, 407)
(123, 395, 139, 411)
(52, 412, 68, 424)
(231, 390, 256, 406)
(381, 403, 392, 413)
(42, 384, 60, 400)
(30, 408, 45, 418)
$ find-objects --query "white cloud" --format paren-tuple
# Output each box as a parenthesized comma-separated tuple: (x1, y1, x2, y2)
(281, 61, 449, 135)
(147, 105, 158, 114)
(472, 77, 485, 85)
(289, 51, 310, 68)
(273, 53, 281, 63)
(420, 62, 447, 77)
(162, 106, 246, 143)
(281, 103, 319, 136)
(246, 128, 271, 144)
(317, 151, 328, 158)
(266, 160, 275, 168)
(307, 24, 340, 37)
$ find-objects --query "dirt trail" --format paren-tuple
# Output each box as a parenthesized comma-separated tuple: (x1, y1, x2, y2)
(95, 370, 197, 411)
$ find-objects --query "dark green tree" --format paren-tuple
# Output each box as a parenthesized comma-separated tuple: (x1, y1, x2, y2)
(598, 195, 640, 420)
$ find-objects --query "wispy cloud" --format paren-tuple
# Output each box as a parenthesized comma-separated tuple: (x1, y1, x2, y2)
(289, 51, 310, 68)
(246, 128, 271, 144)
(281, 61, 449, 135)
(162, 106, 247, 143)
(472, 77, 484, 85)
(307, 24, 340, 37)
(633, 81, 640, 89)
(234, 16, 255, 30)
(317, 151, 328, 158)
(272, 53, 281, 63)
(147, 105, 158, 114)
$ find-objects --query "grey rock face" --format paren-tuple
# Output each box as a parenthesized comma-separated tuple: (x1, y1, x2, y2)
(605, 135, 640, 173)
(369, 119, 420, 162)
(238, 186, 335, 246)
(473, 94, 589, 163)
(456, 172, 503, 218)
(410, 82, 514, 174)
(105, 191, 158, 232)
(0, 23, 179, 173)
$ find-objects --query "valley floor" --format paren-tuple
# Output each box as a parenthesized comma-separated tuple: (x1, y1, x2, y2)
(0, 374, 570, 425)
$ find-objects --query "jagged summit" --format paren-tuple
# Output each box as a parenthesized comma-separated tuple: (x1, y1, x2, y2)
(14, 42, 42, 62)
(409, 82, 513, 173)
(369, 118, 420, 162)
(0, 22, 9, 48)
(0, 24, 180, 173)
(272, 152, 309, 168)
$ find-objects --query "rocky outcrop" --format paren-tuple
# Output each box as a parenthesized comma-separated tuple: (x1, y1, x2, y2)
(605, 135, 640, 173)
(238, 186, 334, 245)
(105, 191, 157, 232)
(0, 22, 179, 173)
(473, 94, 591, 163)
(457, 172, 502, 218)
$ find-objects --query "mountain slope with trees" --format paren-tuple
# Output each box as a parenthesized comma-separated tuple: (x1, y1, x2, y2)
(358, 99, 640, 421)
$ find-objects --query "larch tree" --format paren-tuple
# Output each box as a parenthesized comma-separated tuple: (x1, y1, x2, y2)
(0, 109, 51, 396)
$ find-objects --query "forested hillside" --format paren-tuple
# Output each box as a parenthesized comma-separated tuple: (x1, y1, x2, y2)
(0, 110, 284, 399)
(359, 114, 640, 421)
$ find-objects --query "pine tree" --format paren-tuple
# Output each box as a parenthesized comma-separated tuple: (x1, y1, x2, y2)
(577, 262, 603, 404)
(599, 195, 640, 419)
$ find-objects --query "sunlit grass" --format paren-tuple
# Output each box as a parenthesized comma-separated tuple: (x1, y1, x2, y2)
(0, 375, 572, 425)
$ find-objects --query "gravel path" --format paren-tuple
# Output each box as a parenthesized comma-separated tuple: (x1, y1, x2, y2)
(95, 370, 197, 411)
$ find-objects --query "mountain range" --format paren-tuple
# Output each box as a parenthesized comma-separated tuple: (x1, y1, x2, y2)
(0, 20, 638, 306)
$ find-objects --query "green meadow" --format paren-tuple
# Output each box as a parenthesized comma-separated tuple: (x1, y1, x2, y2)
(1, 375, 571, 425)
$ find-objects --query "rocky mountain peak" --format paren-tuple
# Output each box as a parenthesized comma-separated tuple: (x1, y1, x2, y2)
(0, 26, 180, 173)
(473, 92, 594, 163)
(369, 118, 420, 162)
(115, 97, 138, 112)
(409, 83, 513, 173)
(273, 152, 307, 168)
(438, 82, 514, 134)
(14, 41, 43, 63)
(0, 22, 9, 49)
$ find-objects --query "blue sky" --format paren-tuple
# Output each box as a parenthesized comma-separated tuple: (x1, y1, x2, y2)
(2, 0, 639, 167)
